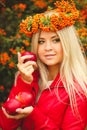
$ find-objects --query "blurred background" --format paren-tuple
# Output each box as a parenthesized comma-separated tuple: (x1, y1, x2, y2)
(0, 0, 87, 107)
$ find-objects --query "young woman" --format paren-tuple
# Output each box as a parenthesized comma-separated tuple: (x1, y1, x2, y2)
(0, 0, 87, 130)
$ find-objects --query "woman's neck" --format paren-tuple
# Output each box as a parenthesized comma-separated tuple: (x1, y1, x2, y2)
(47, 65, 60, 80)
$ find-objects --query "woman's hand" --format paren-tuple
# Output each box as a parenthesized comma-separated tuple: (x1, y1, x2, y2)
(17, 52, 37, 84)
(2, 106, 33, 120)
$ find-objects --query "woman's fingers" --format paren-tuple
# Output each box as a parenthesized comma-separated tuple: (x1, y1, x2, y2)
(16, 106, 33, 115)
(2, 107, 10, 118)
(2, 107, 16, 119)
(17, 52, 38, 83)
(17, 52, 38, 72)
(18, 52, 35, 64)
(18, 52, 22, 64)
(17, 61, 37, 76)
(2, 107, 28, 120)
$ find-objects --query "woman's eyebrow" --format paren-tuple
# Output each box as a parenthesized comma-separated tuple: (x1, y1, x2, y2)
(51, 35, 59, 39)
(39, 38, 45, 40)
(39, 35, 59, 39)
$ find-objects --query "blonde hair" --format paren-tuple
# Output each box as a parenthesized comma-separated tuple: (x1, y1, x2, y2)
(31, 25, 87, 113)
(58, 26, 87, 113)
(31, 31, 49, 90)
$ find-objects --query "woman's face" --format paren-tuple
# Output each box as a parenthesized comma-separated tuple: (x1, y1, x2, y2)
(37, 31, 63, 67)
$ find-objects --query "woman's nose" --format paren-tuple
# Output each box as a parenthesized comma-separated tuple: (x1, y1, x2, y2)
(45, 41, 52, 50)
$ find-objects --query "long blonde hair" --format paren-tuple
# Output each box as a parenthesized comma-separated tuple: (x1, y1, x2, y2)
(58, 25, 87, 112)
(31, 25, 87, 113)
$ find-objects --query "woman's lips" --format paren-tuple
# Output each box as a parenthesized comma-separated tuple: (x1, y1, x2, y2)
(45, 54, 56, 59)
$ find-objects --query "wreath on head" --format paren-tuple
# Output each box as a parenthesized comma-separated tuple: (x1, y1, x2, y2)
(19, 0, 79, 37)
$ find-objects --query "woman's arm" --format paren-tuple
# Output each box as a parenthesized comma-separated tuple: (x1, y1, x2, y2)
(2, 106, 59, 130)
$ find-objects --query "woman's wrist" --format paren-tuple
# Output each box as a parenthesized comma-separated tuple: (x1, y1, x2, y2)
(18, 70, 33, 84)
(21, 76, 32, 84)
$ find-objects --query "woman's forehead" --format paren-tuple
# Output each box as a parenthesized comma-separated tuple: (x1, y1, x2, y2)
(39, 31, 58, 38)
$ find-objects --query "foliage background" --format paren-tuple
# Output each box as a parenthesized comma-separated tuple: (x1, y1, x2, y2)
(0, 0, 87, 107)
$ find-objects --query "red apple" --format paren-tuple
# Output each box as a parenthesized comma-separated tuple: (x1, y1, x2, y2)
(21, 51, 37, 63)
(3, 91, 34, 115)
(3, 98, 22, 115)
(16, 91, 34, 107)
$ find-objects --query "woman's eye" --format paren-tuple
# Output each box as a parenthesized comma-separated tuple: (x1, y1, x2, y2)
(53, 38, 60, 43)
(38, 40, 45, 44)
